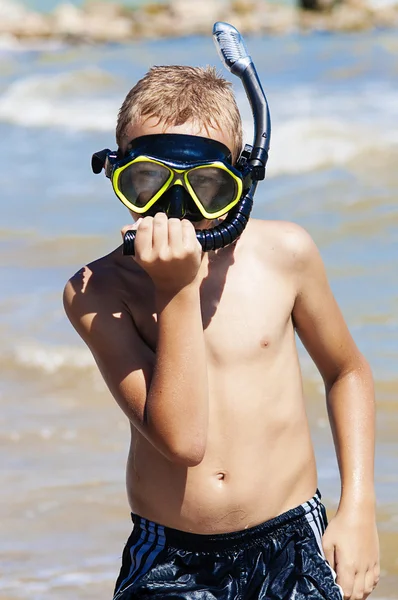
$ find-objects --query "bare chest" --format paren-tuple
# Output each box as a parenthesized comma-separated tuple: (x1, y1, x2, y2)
(126, 258, 296, 365)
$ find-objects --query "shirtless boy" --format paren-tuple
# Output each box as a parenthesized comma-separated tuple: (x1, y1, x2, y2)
(63, 65, 379, 600)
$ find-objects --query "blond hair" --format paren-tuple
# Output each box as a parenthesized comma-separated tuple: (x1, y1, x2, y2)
(116, 65, 242, 161)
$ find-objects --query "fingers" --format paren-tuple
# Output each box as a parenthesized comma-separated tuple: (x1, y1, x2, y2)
(167, 217, 183, 255)
(336, 566, 354, 600)
(182, 219, 201, 252)
(336, 567, 379, 600)
(134, 216, 154, 260)
(364, 565, 379, 598)
(323, 541, 336, 572)
(363, 570, 374, 598)
(350, 572, 365, 600)
(373, 562, 380, 588)
(125, 216, 202, 291)
(321, 517, 380, 600)
(121, 218, 142, 239)
(150, 212, 168, 255)
(123, 215, 199, 262)
(152, 214, 187, 257)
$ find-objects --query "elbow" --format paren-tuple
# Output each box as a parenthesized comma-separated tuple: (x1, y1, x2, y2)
(163, 438, 206, 467)
(325, 352, 373, 392)
(146, 419, 207, 466)
(171, 452, 205, 467)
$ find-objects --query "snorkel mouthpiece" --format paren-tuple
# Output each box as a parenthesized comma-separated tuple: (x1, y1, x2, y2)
(121, 22, 271, 256)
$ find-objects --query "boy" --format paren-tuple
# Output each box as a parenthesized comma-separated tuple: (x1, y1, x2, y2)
(63, 66, 379, 599)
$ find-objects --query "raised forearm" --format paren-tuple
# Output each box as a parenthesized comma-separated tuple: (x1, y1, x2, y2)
(146, 283, 208, 465)
(326, 356, 376, 510)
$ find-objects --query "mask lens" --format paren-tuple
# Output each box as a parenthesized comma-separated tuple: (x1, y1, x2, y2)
(187, 167, 238, 214)
(118, 161, 171, 208)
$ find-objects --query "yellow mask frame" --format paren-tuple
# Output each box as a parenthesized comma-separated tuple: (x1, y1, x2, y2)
(111, 156, 244, 220)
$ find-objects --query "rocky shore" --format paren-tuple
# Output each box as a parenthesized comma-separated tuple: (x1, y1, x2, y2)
(1, 0, 398, 44)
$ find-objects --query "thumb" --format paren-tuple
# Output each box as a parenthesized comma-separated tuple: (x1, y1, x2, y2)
(323, 538, 336, 571)
(121, 218, 142, 240)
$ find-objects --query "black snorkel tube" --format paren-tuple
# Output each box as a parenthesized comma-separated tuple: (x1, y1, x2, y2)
(122, 21, 271, 255)
(213, 22, 271, 181)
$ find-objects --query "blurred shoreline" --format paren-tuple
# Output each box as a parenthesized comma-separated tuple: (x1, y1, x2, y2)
(1, 0, 398, 46)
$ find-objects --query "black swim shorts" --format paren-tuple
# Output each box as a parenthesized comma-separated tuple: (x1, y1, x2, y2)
(113, 489, 343, 599)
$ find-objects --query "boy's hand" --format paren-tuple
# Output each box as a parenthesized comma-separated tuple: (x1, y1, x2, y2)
(322, 507, 380, 599)
(122, 213, 203, 293)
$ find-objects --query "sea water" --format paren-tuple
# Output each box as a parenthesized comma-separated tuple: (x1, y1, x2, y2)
(0, 28, 397, 599)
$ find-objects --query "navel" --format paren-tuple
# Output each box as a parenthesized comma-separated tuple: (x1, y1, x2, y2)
(214, 470, 228, 482)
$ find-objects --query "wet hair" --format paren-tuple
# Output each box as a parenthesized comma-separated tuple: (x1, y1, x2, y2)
(116, 65, 243, 162)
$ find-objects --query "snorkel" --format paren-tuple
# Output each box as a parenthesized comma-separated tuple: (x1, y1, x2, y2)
(93, 22, 271, 255)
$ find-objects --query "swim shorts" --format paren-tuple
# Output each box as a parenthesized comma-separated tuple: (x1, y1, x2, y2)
(113, 489, 343, 599)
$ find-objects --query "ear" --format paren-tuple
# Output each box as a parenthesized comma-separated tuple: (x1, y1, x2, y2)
(119, 140, 133, 158)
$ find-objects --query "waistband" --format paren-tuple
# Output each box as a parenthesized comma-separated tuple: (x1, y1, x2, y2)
(131, 489, 323, 552)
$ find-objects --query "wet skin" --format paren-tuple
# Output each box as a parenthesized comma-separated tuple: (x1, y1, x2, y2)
(64, 118, 378, 599)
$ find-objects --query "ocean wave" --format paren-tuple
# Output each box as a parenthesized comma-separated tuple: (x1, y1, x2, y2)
(3, 340, 397, 398)
(239, 82, 398, 175)
(0, 71, 397, 176)
(0, 69, 120, 130)
(266, 117, 383, 176)
(5, 341, 96, 373)
(0, 570, 115, 596)
(0, 32, 65, 53)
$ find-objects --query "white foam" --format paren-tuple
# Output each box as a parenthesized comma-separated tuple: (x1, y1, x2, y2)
(228, 113, 389, 178)
(238, 81, 398, 174)
(51, 571, 112, 585)
(367, 0, 398, 8)
(267, 117, 380, 176)
(12, 342, 95, 373)
(0, 0, 28, 22)
(0, 70, 119, 130)
(0, 32, 65, 52)
(0, 570, 114, 594)
(1, 71, 397, 176)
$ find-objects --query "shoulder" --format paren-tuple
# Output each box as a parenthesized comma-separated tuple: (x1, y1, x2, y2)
(64, 255, 110, 307)
(63, 248, 132, 333)
(63, 252, 155, 386)
(246, 219, 320, 270)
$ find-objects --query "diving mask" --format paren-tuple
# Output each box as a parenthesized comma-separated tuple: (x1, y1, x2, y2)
(92, 22, 271, 253)
(92, 133, 247, 222)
